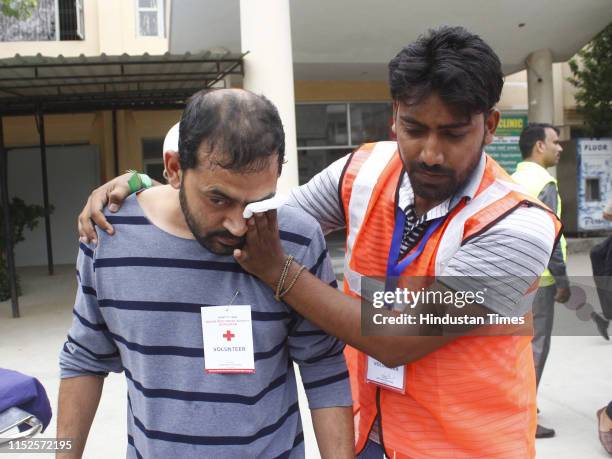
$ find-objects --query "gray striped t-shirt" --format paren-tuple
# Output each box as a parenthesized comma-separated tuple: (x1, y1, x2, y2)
(59, 194, 352, 459)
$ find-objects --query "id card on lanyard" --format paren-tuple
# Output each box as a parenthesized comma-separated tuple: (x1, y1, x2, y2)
(365, 208, 445, 393)
(201, 305, 255, 374)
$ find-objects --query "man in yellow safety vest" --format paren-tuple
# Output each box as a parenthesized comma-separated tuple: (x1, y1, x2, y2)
(512, 123, 570, 439)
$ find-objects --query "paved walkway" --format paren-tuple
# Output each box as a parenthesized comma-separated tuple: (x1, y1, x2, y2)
(1, 247, 610, 458)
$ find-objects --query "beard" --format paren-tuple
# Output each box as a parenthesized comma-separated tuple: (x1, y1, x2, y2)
(179, 183, 245, 255)
(407, 136, 485, 202)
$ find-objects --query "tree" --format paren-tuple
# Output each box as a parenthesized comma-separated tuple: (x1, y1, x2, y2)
(568, 22, 612, 137)
(0, 198, 48, 301)
(1, 0, 38, 20)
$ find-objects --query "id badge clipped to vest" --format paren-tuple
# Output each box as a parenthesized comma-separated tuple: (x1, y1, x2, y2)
(366, 356, 406, 393)
(200, 305, 255, 374)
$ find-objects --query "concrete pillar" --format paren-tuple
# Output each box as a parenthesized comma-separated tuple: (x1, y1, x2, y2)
(239, 0, 299, 193)
(552, 63, 565, 129)
(526, 49, 555, 124)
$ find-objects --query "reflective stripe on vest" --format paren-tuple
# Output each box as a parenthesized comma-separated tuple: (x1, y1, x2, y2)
(435, 178, 530, 275)
(344, 141, 397, 295)
(340, 143, 561, 458)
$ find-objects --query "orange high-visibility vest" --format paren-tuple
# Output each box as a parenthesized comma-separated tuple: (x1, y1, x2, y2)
(341, 142, 562, 458)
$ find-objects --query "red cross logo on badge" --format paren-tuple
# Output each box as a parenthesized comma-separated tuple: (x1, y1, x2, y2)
(223, 330, 235, 342)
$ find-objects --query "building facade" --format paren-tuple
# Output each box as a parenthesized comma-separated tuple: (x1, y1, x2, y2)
(0, 0, 604, 266)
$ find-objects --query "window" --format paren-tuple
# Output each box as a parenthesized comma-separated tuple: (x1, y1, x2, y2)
(142, 138, 165, 183)
(296, 104, 348, 147)
(0, 0, 84, 42)
(296, 102, 392, 184)
(586, 178, 601, 202)
(75, 0, 84, 39)
(58, 0, 85, 40)
(350, 103, 393, 145)
(136, 0, 164, 37)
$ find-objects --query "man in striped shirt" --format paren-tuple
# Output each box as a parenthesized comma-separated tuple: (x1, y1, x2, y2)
(58, 89, 354, 458)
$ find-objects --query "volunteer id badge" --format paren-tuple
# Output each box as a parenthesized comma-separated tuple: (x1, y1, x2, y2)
(201, 305, 255, 374)
(366, 356, 406, 393)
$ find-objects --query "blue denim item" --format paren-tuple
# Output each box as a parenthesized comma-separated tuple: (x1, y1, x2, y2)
(357, 439, 385, 458)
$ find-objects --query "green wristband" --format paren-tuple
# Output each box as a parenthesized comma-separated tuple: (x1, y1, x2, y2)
(127, 170, 153, 194)
(139, 173, 153, 189)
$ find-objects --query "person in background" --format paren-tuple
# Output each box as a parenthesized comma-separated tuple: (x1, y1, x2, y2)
(593, 196, 612, 455)
(512, 123, 571, 439)
(161, 122, 179, 182)
(590, 196, 612, 340)
(598, 401, 612, 454)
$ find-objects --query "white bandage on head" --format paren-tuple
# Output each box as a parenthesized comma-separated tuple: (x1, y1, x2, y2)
(243, 195, 288, 219)
(163, 122, 180, 156)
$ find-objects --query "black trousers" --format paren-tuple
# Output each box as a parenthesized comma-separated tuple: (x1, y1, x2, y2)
(590, 235, 612, 320)
(532, 285, 556, 388)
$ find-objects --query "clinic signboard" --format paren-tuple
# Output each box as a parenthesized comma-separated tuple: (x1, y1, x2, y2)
(577, 138, 612, 231)
(487, 113, 527, 174)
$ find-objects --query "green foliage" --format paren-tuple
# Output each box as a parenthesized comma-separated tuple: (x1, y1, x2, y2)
(568, 23, 612, 137)
(0, 197, 48, 301)
(1, 0, 38, 19)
